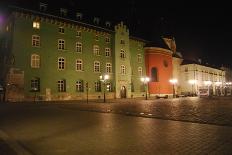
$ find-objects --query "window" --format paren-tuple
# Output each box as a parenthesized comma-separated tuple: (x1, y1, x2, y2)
(138, 67, 142, 76)
(105, 37, 110, 43)
(76, 42, 82, 53)
(58, 57, 65, 70)
(31, 54, 40, 68)
(93, 45, 100, 55)
(32, 35, 40, 47)
(31, 77, 40, 91)
(151, 67, 158, 82)
(76, 80, 83, 92)
(106, 82, 112, 92)
(39, 3, 47, 11)
(58, 80, 66, 92)
(95, 81, 101, 92)
(106, 63, 112, 73)
(137, 54, 142, 63)
(121, 65, 126, 75)
(60, 8, 67, 16)
(185, 67, 188, 72)
(95, 34, 99, 41)
(58, 39, 65, 50)
(76, 13, 82, 20)
(105, 48, 111, 57)
(94, 61, 100, 72)
(120, 39, 125, 44)
(59, 27, 64, 33)
(120, 49, 125, 58)
(76, 31, 81, 37)
(76, 59, 83, 71)
(33, 21, 40, 29)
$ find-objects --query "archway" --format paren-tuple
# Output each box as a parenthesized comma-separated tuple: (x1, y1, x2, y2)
(120, 86, 127, 98)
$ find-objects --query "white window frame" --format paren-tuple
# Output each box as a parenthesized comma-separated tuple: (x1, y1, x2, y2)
(105, 48, 111, 57)
(93, 45, 100, 55)
(120, 49, 125, 58)
(95, 81, 101, 92)
(59, 27, 64, 34)
(31, 54, 40, 68)
(76, 80, 83, 92)
(106, 63, 112, 73)
(58, 39, 65, 50)
(58, 80, 66, 92)
(76, 42, 82, 53)
(58, 57, 65, 70)
(121, 65, 126, 75)
(32, 35, 40, 47)
(76, 59, 83, 71)
(94, 61, 100, 72)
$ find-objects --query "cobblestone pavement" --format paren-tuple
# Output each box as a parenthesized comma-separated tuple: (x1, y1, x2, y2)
(52, 96, 232, 127)
(0, 104, 232, 155)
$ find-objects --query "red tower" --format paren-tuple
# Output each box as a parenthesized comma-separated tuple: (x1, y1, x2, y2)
(145, 47, 173, 96)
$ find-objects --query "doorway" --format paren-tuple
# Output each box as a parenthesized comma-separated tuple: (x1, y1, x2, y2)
(120, 86, 127, 98)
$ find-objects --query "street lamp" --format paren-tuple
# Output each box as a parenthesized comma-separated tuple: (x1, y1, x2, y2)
(140, 77, 150, 100)
(100, 74, 109, 103)
(188, 79, 197, 96)
(204, 80, 212, 96)
(169, 79, 178, 98)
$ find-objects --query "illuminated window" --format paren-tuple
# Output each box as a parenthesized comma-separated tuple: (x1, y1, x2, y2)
(76, 42, 82, 53)
(106, 63, 112, 73)
(76, 59, 83, 71)
(32, 35, 40, 47)
(31, 54, 40, 68)
(94, 61, 100, 72)
(105, 48, 111, 57)
(76, 80, 83, 92)
(106, 82, 112, 92)
(137, 54, 142, 63)
(93, 45, 100, 55)
(58, 57, 65, 70)
(33, 21, 40, 29)
(58, 39, 65, 50)
(121, 65, 126, 75)
(58, 80, 66, 92)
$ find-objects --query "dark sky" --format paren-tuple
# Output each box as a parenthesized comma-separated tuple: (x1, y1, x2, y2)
(1, 0, 232, 68)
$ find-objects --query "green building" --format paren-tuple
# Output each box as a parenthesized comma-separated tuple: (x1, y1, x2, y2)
(0, 3, 148, 101)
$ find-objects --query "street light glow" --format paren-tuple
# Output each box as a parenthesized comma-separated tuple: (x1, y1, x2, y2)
(141, 77, 150, 83)
(215, 81, 222, 86)
(204, 81, 212, 86)
(169, 79, 178, 84)
(188, 79, 197, 84)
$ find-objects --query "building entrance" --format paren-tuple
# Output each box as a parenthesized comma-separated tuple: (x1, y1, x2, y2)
(120, 86, 127, 98)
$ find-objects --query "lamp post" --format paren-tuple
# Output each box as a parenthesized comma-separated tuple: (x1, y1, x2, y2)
(140, 77, 150, 100)
(204, 81, 212, 97)
(188, 80, 197, 96)
(100, 74, 109, 103)
(169, 79, 177, 98)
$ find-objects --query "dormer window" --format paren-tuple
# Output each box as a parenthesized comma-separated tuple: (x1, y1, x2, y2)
(105, 21, 111, 27)
(60, 8, 67, 17)
(39, 3, 47, 12)
(76, 13, 83, 20)
(93, 17, 100, 25)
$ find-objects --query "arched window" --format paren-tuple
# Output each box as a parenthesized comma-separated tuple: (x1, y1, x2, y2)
(151, 67, 158, 82)
(31, 54, 40, 68)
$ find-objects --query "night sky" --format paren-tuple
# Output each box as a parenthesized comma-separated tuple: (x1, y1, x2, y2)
(1, 0, 231, 68)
